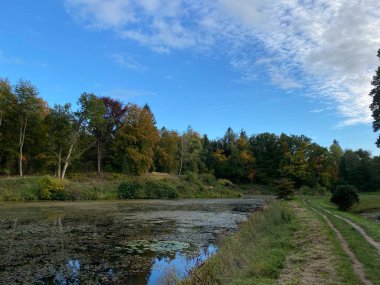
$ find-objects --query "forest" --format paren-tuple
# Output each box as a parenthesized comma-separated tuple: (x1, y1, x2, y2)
(0, 78, 379, 193)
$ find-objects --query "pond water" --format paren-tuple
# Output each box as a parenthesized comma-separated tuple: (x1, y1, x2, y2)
(0, 198, 265, 285)
(361, 211, 380, 224)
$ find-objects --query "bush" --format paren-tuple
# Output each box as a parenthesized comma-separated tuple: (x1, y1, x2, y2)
(39, 176, 67, 200)
(217, 179, 234, 188)
(300, 185, 312, 195)
(118, 180, 179, 199)
(199, 173, 217, 186)
(118, 181, 145, 199)
(145, 180, 179, 199)
(330, 184, 359, 211)
(316, 185, 327, 196)
(275, 178, 295, 200)
(184, 172, 201, 184)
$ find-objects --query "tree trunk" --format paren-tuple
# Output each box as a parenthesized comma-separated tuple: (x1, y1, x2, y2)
(61, 140, 75, 180)
(97, 140, 101, 175)
(19, 117, 27, 178)
(57, 146, 62, 179)
(178, 136, 184, 176)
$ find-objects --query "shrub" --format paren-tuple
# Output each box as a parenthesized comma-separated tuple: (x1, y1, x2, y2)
(217, 179, 234, 188)
(118, 180, 179, 199)
(330, 184, 359, 211)
(275, 178, 295, 200)
(316, 184, 327, 196)
(199, 173, 217, 186)
(118, 181, 145, 199)
(184, 172, 201, 184)
(300, 185, 312, 195)
(145, 180, 179, 199)
(39, 176, 67, 200)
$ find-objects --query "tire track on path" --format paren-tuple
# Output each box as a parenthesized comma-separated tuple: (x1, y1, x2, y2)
(315, 205, 380, 254)
(306, 201, 372, 285)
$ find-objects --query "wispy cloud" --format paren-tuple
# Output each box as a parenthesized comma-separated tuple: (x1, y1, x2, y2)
(0, 50, 25, 65)
(108, 53, 146, 72)
(65, 0, 380, 127)
(103, 88, 157, 101)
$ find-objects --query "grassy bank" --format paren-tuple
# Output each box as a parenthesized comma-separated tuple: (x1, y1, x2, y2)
(0, 172, 242, 202)
(183, 198, 375, 285)
(182, 202, 295, 285)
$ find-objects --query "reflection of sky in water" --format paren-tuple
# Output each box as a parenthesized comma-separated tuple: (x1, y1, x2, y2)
(53, 258, 80, 285)
(51, 245, 217, 285)
(147, 244, 217, 285)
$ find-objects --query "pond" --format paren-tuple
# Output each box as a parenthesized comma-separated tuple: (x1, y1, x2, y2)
(0, 197, 266, 284)
(361, 210, 380, 224)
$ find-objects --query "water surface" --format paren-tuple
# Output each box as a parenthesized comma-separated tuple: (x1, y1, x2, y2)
(0, 198, 265, 284)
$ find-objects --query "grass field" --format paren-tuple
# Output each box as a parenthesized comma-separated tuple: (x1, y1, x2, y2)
(352, 193, 380, 213)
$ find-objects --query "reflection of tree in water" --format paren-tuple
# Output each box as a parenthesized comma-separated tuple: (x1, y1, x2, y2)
(0, 215, 157, 285)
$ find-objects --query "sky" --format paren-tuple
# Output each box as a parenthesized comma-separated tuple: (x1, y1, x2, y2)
(1, 0, 380, 154)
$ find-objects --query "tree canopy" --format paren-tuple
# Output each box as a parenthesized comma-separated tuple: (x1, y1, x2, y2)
(0, 77, 379, 192)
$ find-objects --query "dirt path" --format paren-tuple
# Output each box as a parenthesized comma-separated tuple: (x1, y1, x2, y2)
(316, 206, 380, 255)
(278, 202, 350, 285)
(307, 202, 372, 285)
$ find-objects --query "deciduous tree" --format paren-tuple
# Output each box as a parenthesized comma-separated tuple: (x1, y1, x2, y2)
(370, 48, 380, 147)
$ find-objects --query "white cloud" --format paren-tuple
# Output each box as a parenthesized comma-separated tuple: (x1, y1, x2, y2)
(65, 0, 380, 126)
(108, 53, 146, 71)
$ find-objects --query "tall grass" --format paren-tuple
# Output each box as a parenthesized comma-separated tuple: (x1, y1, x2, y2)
(182, 202, 295, 285)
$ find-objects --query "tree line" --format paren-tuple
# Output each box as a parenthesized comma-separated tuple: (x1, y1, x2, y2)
(0, 78, 379, 191)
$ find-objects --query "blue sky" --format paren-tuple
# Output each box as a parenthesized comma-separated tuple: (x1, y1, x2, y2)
(1, 0, 380, 154)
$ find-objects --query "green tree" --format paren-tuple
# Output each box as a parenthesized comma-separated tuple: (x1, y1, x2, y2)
(155, 128, 179, 173)
(114, 104, 159, 174)
(370, 48, 380, 147)
(278, 134, 310, 187)
(249, 133, 282, 183)
(101, 97, 127, 171)
(44, 104, 74, 178)
(0, 79, 17, 174)
(0, 79, 13, 131)
(275, 178, 295, 200)
(14, 80, 45, 177)
(79, 93, 108, 174)
(178, 127, 202, 175)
